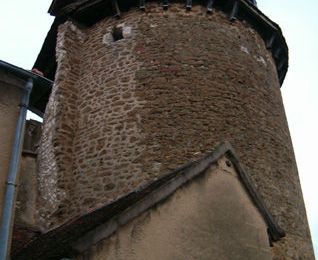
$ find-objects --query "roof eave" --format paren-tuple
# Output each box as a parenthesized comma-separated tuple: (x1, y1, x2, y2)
(0, 60, 53, 115)
(36, 0, 289, 86)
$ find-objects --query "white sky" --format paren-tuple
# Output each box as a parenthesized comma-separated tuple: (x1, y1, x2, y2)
(0, 0, 317, 257)
(258, 0, 318, 257)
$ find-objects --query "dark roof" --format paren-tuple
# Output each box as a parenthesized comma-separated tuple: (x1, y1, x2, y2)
(0, 60, 53, 116)
(12, 141, 285, 260)
(48, 0, 256, 17)
(35, 0, 288, 86)
(48, 0, 79, 16)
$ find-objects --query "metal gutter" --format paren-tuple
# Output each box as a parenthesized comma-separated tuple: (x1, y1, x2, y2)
(0, 79, 33, 260)
(0, 60, 53, 115)
(0, 60, 52, 259)
(0, 60, 52, 90)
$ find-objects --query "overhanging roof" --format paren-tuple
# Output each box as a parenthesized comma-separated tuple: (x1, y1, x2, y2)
(35, 0, 288, 86)
(0, 60, 53, 116)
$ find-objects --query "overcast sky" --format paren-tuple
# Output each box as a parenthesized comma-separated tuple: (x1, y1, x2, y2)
(0, 0, 317, 256)
(258, 0, 318, 256)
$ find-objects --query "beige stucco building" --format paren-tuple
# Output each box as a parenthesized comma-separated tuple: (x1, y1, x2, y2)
(0, 61, 51, 259)
(0, 68, 24, 220)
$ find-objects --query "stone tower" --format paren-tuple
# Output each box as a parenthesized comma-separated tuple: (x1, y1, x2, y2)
(13, 0, 314, 259)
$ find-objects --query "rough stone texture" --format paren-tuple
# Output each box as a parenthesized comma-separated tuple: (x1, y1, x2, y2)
(37, 3, 313, 258)
(77, 157, 272, 260)
(0, 72, 23, 221)
(37, 22, 85, 229)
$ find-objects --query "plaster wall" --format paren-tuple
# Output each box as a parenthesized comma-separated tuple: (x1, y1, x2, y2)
(78, 157, 272, 260)
(14, 155, 37, 227)
(0, 73, 22, 220)
(37, 3, 313, 258)
(14, 121, 42, 227)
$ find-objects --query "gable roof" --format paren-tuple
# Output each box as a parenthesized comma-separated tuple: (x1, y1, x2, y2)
(12, 141, 285, 260)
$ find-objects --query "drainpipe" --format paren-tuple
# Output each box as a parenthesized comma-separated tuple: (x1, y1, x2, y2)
(0, 78, 33, 260)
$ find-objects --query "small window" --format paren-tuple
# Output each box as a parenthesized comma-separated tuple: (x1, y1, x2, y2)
(112, 26, 124, 42)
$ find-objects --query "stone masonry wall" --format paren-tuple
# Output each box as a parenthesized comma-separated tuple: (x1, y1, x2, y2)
(37, 22, 85, 229)
(37, 3, 313, 258)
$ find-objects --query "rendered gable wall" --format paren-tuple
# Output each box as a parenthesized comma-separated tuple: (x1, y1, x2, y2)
(77, 157, 272, 260)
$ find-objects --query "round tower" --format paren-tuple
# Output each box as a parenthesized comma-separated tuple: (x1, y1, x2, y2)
(33, 1, 313, 258)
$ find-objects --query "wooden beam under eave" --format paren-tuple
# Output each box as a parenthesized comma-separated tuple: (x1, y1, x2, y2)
(230, 0, 239, 21)
(207, 0, 215, 13)
(186, 0, 192, 11)
(266, 34, 276, 49)
(111, 0, 121, 18)
(140, 0, 146, 10)
(277, 59, 286, 71)
(163, 0, 169, 10)
(274, 47, 282, 59)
